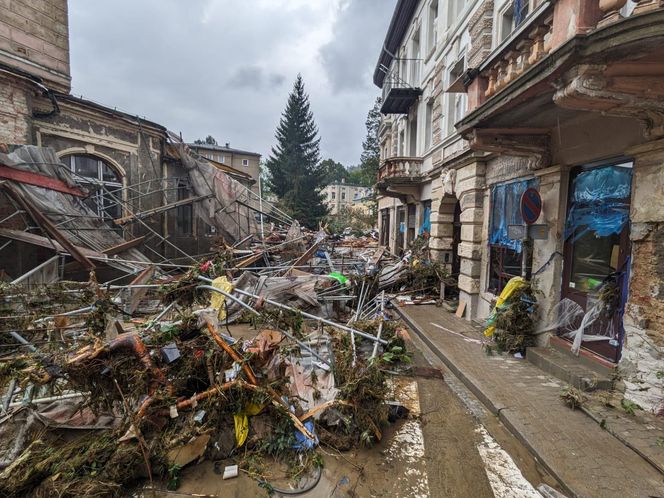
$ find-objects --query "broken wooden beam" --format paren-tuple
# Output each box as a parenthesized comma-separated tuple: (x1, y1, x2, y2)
(102, 236, 146, 256)
(0, 164, 86, 197)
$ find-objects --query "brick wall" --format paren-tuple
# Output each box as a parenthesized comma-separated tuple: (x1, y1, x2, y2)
(0, 0, 70, 91)
(0, 73, 31, 143)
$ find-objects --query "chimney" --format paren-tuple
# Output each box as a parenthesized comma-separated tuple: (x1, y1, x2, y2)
(225, 142, 230, 148)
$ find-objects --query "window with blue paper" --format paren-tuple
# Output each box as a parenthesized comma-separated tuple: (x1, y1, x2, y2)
(488, 178, 538, 293)
(565, 162, 632, 292)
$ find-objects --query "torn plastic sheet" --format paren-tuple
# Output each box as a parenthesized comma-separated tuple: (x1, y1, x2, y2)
(537, 297, 615, 355)
(489, 179, 537, 253)
(564, 165, 632, 243)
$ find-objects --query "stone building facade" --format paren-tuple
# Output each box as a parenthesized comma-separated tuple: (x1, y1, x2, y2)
(375, 0, 664, 413)
(322, 180, 371, 216)
(0, 1, 251, 277)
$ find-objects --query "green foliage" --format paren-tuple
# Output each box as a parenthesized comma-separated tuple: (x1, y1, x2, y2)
(325, 205, 376, 235)
(358, 97, 381, 186)
(167, 464, 182, 491)
(266, 75, 328, 228)
(321, 158, 349, 184)
(621, 398, 642, 416)
(194, 135, 218, 145)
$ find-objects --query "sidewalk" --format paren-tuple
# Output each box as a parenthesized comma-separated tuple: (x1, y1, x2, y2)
(396, 304, 664, 498)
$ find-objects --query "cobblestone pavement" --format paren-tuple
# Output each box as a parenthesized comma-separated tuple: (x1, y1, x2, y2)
(397, 304, 664, 498)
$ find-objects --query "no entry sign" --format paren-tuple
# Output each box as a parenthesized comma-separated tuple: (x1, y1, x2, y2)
(520, 188, 542, 225)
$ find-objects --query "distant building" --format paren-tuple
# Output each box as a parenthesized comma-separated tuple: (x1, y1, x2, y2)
(188, 143, 261, 191)
(322, 180, 369, 215)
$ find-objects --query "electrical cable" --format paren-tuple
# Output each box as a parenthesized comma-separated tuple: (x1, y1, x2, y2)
(259, 463, 322, 495)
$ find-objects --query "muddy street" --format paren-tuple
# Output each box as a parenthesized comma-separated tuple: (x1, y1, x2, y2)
(147, 323, 559, 498)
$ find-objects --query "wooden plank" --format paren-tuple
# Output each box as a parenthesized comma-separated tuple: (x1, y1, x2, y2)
(235, 251, 265, 269)
(102, 236, 146, 256)
(370, 246, 386, 266)
(0, 228, 104, 259)
(455, 300, 467, 318)
(285, 238, 324, 276)
(114, 195, 213, 225)
(0, 164, 86, 197)
(128, 266, 155, 314)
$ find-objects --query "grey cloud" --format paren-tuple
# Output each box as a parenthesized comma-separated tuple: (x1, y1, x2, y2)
(227, 66, 286, 90)
(319, 0, 397, 93)
(68, 0, 394, 165)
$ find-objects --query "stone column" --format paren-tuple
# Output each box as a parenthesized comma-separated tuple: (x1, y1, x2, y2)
(455, 160, 486, 320)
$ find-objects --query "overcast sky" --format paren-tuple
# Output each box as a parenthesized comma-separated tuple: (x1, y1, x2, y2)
(68, 0, 396, 166)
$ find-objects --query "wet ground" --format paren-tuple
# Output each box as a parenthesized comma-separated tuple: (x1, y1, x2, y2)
(141, 321, 560, 498)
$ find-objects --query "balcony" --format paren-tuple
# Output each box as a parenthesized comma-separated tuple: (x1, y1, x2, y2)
(380, 60, 423, 114)
(377, 156, 423, 182)
(377, 156, 424, 200)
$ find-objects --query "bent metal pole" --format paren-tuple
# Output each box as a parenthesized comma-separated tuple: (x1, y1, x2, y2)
(197, 285, 333, 368)
(197, 276, 387, 345)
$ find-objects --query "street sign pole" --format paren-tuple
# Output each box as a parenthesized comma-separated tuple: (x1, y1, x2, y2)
(519, 188, 543, 281)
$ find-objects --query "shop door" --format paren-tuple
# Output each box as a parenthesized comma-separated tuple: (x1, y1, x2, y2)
(396, 207, 406, 255)
(561, 161, 633, 363)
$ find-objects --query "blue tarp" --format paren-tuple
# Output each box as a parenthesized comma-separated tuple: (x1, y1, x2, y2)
(419, 207, 431, 236)
(489, 179, 538, 253)
(564, 165, 632, 242)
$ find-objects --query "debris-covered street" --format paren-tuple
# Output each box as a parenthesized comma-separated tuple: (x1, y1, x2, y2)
(2, 0, 664, 497)
(0, 223, 553, 497)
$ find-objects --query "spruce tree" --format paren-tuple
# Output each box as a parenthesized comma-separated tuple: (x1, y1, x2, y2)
(358, 97, 382, 186)
(266, 75, 327, 228)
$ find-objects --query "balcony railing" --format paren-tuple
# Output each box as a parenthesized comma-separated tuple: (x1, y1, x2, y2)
(380, 59, 423, 114)
(377, 156, 423, 182)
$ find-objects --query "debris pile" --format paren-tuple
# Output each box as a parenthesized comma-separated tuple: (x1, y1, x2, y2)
(0, 240, 423, 496)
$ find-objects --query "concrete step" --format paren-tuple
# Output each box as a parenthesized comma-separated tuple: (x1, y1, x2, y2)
(526, 346, 614, 391)
(548, 336, 615, 377)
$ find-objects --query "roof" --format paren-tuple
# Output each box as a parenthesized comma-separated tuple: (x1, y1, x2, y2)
(55, 93, 167, 132)
(187, 143, 261, 158)
(373, 0, 420, 88)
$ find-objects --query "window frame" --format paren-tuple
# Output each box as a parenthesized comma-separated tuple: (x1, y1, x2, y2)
(65, 154, 123, 223)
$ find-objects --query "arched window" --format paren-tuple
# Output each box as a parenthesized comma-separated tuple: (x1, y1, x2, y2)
(64, 154, 123, 222)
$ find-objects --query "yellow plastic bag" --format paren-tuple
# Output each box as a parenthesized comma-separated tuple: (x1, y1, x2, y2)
(209, 276, 234, 321)
(484, 277, 527, 337)
(233, 414, 249, 447)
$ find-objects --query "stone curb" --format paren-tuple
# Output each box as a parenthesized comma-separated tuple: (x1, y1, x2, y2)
(395, 305, 579, 498)
(579, 405, 664, 476)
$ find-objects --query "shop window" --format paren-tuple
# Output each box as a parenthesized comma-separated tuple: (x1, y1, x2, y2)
(176, 178, 193, 235)
(488, 178, 537, 293)
(565, 162, 632, 292)
(65, 154, 122, 222)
